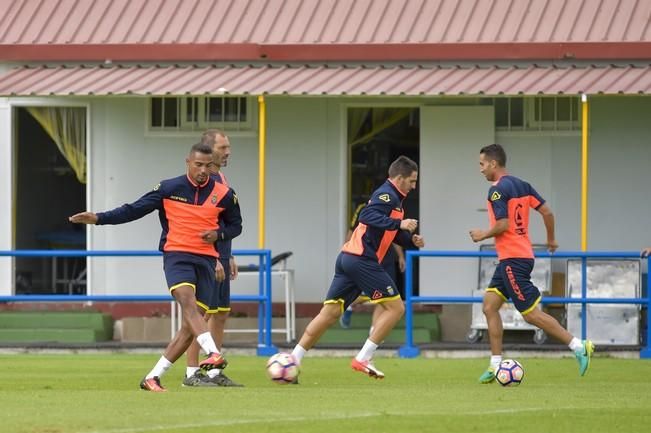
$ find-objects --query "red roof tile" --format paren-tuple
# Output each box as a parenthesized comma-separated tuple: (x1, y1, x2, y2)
(1, 0, 648, 45)
(1, 63, 649, 96)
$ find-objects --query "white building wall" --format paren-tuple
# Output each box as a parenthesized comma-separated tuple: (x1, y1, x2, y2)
(88, 98, 261, 295)
(587, 96, 651, 250)
(496, 134, 581, 251)
(231, 97, 346, 302)
(86, 97, 346, 301)
(1, 94, 649, 299)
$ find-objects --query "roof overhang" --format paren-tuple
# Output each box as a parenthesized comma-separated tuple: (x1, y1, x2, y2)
(1, 42, 651, 62)
(1, 64, 650, 97)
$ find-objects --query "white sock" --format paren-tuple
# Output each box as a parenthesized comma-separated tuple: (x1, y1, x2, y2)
(196, 332, 219, 355)
(291, 345, 307, 364)
(146, 356, 173, 379)
(569, 337, 583, 352)
(355, 338, 379, 362)
(207, 369, 222, 378)
(186, 366, 200, 378)
(490, 355, 502, 370)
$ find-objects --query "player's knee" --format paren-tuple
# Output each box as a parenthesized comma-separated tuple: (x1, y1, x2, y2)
(213, 311, 228, 324)
(382, 299, 404, 317)
(521, 308, 541, 325)
(320, 304, 342, 323)
(482, 303, 499, 316)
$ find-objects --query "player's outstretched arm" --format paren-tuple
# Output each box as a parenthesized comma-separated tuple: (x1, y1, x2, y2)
(69, 212, 98, 225)
(641, 248, 651, 258)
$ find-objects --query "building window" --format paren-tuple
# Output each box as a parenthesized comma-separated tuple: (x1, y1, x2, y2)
(149, 96, 252, 132)
(484, 96, 581, 132)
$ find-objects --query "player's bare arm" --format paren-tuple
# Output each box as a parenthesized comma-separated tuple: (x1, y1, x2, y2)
(393, 244, 406, 272)
(469, 218, 508, 242)
(68, 212, 98, 225)
(536, 204, 558, 253)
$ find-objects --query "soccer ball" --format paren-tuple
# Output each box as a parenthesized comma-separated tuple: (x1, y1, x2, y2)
(495, 359, 524, 387)
(266, 352, 299, 384)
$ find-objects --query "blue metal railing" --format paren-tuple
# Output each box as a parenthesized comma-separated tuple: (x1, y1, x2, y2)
(398, 250, 651, 359)
(0, 249, 278, 356)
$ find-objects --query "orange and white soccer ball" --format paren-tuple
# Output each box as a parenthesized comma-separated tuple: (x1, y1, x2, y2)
(266, 352, 299, 384)
(495, 359, 524, 386)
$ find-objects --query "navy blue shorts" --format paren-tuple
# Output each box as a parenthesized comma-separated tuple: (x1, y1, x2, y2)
(208, 257, 231, 313)
(163, 252, 218, 313)
(487, 258, 541, 314)
(324, 252, 401, 311)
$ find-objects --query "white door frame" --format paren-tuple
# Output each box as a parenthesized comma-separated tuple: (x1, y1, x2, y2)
(4, 98, 92, 295)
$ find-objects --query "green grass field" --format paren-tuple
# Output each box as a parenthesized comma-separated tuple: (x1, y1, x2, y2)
(1, 354, 650, 433)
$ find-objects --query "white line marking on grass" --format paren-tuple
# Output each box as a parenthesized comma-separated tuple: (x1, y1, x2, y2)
(85, 406, 598, 433)
(85, 413, 381, 433)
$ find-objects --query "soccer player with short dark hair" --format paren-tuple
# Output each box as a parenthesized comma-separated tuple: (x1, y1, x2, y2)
(469, 143, 594, 383)
(69, 142, 242, 392)
(183, 129, 244, 388)
(291, 156, 425, 380)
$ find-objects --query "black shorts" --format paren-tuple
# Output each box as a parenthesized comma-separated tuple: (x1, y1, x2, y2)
(324, 252, 401, 311)
(163, 252, 218, 313)
(207, 257, 231, 313)
(487, 258, 541, 314)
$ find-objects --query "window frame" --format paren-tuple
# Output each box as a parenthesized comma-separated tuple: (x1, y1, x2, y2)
(146, 95, 256, 136)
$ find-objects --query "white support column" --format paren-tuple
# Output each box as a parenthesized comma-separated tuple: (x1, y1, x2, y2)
(0, 98, 13, 295)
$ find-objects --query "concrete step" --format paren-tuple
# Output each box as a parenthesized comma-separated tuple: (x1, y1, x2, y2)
(0, 311, 113, 342)
(0, 328, 110, 343)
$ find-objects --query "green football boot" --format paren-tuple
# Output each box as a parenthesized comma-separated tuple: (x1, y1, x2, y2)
(478, 367, 496, 384)
(575, 340, 595, 376)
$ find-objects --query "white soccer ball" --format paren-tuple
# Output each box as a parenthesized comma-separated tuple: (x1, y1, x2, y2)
(266, 352, 299, 384)
(495, 359, 524, 387)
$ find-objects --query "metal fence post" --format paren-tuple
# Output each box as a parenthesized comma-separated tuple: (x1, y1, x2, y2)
(257, 249, 278, 356)
(399, 250, 420, 358)
(641, 256, 651, 359)
(581, 257, 588, 340)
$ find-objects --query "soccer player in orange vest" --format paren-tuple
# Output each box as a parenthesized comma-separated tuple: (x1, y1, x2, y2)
(469, 143, 594, 383)
(291, 156, 424, 380)
(69, 142, 241, 391)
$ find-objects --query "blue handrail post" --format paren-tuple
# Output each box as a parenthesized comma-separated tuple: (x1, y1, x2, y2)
(641, 256, 651, 359)
(255, 253, 264, 351)
(257, 249, 278, 356)
(581, 257, 588, 340)
(399, 250, 420, 358)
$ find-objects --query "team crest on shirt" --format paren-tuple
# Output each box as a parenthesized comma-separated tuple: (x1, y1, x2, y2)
(378, 193, 390, 203)
(211, 195, 218, 204)
(490, 191, 502, 201)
